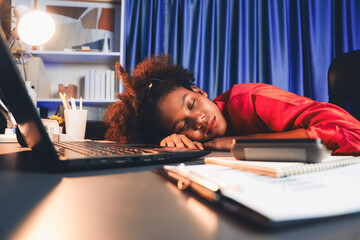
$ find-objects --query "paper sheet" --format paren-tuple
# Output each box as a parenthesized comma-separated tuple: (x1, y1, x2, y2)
(179, 163, 360, 222)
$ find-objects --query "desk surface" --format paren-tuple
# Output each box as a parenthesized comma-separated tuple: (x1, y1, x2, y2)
(1, 143, 360, 240)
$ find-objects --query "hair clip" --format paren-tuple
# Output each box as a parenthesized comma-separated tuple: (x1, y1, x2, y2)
(148, 78, 165, 89)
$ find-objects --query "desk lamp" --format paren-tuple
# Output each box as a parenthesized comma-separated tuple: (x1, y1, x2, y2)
(9, 5, 56, 75)
(15, 5, 55, 49)
(9, 6, 55, 108)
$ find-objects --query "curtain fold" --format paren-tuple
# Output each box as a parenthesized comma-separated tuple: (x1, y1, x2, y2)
(124, 0, 360, 101)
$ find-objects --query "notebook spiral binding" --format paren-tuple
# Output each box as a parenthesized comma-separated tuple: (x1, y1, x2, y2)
(279, 156, 360, 177)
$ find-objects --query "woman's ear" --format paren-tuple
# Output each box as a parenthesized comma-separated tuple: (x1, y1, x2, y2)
(190, 85, 208, 98)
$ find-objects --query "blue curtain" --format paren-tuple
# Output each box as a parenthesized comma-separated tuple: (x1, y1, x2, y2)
(123, 0, 360, 101)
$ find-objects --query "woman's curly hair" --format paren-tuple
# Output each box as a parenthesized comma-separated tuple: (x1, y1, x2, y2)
(103, 55, 195, 144)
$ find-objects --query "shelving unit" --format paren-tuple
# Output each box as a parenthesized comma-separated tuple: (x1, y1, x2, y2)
(37, 98, 118, 119)
(27, 0, 126, 119)
(31, 50, 121, 101)
(33, 49, 121, 118)
(32, 50, 120, 104)
(31, 50, 121, 64)
(37, 98, 117, 109)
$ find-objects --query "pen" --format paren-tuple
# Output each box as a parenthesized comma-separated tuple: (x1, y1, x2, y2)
(80, 97, 83, 110)
(163, 164, 221, 203)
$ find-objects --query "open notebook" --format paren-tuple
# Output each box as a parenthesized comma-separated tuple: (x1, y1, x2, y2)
(204, 156, 360, 177)
(157, 159, 360, 227)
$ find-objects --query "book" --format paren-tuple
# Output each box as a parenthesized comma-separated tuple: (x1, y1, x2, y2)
(105, 70, 111, 100)
(157, 162, 360, 227)
(205, 156, 360, 178)
(84, 69, 115, 100)
(95, 71, 101, 99)
(84, 70, 90, 99)
(110, 70, 115, 99)
(118, 75, 124, 94)
(100, 72, 106, 99)
(89, 70, 96, 99)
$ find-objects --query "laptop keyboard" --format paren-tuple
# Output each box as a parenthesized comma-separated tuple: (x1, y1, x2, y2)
(53, 141, 157, 157)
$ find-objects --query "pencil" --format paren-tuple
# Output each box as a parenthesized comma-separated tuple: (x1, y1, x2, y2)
(62, 93, 71, 110)
(71, 97, 76, 110)
(59, 92, 69, 110)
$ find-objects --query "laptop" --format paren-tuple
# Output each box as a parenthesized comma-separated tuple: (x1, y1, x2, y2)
(0, 35, 210, 172)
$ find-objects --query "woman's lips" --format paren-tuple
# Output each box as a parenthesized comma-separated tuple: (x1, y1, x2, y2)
(206, 116, 216, 134)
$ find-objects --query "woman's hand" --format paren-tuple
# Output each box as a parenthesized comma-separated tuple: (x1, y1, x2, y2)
(203, 137, 234, 151)
(160, 134, 204, 150)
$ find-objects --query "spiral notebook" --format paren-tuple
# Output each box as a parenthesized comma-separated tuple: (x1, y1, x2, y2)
(157, 162, 360, 227)
(204, 156, 360, 177)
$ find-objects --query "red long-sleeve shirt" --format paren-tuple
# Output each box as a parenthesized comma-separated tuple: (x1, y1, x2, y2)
(213, 83, 360, 155)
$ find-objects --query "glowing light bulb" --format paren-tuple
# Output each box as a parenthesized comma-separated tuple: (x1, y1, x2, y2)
(17, 10, 55, 46)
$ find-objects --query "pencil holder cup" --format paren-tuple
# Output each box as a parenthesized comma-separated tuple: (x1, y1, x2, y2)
(64, 110, 87, 139)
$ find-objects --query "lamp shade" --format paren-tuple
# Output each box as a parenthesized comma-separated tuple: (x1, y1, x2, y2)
(17, 10, 55, 46)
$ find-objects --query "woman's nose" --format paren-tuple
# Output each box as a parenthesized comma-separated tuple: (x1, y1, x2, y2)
(194, 113, 205, 129)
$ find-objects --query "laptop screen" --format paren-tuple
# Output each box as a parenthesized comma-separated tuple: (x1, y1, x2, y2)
(0, 35, 60, 170)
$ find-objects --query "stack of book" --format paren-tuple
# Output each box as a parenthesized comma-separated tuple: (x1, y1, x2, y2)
(84, 69, 123, 100)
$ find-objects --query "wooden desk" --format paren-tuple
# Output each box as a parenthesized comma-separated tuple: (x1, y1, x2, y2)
(1, 143, 360, 240)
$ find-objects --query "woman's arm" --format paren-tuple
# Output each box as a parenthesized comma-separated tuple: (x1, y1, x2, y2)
(160, 128, 308, 151)
(203, 128, 308, 151)
(218, 84, 360, 155)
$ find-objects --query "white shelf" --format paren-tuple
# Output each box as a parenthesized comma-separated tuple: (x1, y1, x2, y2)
(30, 50, 121, 64)
(37, 98, 117, 109)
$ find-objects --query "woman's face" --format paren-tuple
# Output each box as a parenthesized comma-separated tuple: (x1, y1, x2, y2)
(157, 86, 227, 142)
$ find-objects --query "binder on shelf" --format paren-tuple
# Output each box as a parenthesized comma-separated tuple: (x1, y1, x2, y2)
(105, 70, 111, 100)
(89, 70, 96, 99)
(118, 75, 124, 94)
(95, 71, 101, 99)
(110, 70, 115, 99)
(83, 69, 116, 101)
(84, 70, 90, 99)
(100, 72, 106, 99)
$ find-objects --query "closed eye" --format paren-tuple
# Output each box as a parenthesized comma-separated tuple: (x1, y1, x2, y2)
(189, 99, 195, 110)
(177, 99, 194, 133)
(179, 121, 187, 133)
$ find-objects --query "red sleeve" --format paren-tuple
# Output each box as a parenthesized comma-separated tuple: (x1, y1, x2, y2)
(214, 83, 360, 155)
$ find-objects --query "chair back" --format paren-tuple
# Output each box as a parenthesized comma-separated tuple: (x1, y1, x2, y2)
(328, 50, 360, 120)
